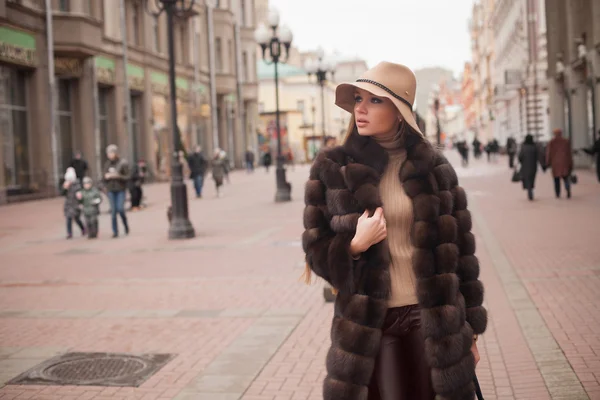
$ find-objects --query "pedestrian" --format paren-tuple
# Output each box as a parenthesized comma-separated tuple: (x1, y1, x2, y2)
(583, 133, 600, 182)
(69, 151, 88, 184)
(457, 140, 469, 167)
(485, 142, 492, 162)
(472, 137, 482, 159)
(506, 136, 518, 168)
(302, 62, 486, 400)
(187, 145, 208, 198)
(211, 148, 227, 197)
(262, 151, 272, 173)
(77, 176, 102, 238)
(103, 144, 130, 237)
(220, 150, 231, 184)
(546, 128, 573, 199)
(63, 167, 85, 239)
(518, 134, 539, 201)
(244, 147, 255, 173)
(129, 159, 147, 210)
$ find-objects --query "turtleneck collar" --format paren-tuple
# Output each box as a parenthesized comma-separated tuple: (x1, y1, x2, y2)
(373, 126, 406, 155)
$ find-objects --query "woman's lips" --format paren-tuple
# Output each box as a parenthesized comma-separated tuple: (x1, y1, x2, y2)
(356, 119, 369, 127)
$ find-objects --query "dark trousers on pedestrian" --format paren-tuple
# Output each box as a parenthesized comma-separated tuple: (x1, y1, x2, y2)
(66, 215, 85, 237)
(509, 152, 516, 168)
(107, 190, 129, 236)
(368, 305, 435, 400)
(84, 215, 99, 238)
(130, 186, 142, 208)
(193, 175, 204, 197)
(246, 161, 254, 173)
(554, 176, 571, 198)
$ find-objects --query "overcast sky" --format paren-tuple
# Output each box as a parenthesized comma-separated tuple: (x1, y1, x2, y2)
(268, 0, 474, 77)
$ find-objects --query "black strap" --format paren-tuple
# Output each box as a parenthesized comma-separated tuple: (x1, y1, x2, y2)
(356, 78, 413, 109)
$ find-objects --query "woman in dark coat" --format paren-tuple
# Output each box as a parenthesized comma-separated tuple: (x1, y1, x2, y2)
(518, 134, 538, 201)
(302, 62, 486, 400)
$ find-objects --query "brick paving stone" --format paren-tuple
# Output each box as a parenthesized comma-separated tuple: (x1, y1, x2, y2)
(0, 155, 598, 399)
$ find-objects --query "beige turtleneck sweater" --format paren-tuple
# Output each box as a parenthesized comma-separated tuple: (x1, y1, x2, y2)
(374, 131, 418, 308)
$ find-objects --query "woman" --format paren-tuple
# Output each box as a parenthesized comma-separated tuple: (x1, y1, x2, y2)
(211, 148, 227, 197)
(302, 62, 486, 400)
(518, 134, 539, 201)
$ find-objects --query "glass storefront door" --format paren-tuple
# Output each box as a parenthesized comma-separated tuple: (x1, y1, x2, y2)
(0, 66, 30, 192)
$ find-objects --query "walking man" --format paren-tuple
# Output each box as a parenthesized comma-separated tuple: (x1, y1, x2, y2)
(187, 146, 208, 198)
(506, 136, 518, 168)
(244, 147, 255, 173)
(546, 128, 573, 199)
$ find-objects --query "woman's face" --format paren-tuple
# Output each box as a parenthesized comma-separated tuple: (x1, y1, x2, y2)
(353, 88, 400, 136)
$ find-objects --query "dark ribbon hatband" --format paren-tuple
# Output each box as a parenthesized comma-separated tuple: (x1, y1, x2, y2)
(356, 79, 413, 109)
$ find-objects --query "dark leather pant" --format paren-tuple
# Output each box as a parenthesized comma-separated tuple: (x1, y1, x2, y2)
(368, 305, 435, 400)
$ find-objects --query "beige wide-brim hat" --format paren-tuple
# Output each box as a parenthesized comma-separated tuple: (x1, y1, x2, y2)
(335, 61, 423, 136)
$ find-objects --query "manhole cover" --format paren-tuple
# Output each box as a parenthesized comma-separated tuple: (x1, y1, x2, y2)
(8, 352, 175, 387)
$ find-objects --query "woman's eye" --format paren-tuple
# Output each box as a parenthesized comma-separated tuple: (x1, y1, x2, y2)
(371, 97, 383, 104)
(354, 96, 362, 103)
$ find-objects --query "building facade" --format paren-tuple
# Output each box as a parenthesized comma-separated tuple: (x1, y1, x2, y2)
(545, 0, 600, 167)
(491, 0, 549, 147)
(461, 62, 477, 136)
(469, 0, 496, 143)
(0, 0, 259, 204)
(257, 60, 338, 162)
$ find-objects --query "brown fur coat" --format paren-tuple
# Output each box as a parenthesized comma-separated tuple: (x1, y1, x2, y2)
(302, 128, 487, 400)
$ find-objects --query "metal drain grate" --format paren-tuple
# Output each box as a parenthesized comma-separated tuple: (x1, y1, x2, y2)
(8, 352, 175, 387)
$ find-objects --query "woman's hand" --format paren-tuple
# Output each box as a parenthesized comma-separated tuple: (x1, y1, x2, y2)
(471, 338, 480, 366)
(350, 207, 387, 257)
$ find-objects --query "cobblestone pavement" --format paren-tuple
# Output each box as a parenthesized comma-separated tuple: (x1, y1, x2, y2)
(0, 153, 598, 400)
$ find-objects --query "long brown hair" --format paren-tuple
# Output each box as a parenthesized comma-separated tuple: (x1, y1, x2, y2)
(301, 116, 358, 290)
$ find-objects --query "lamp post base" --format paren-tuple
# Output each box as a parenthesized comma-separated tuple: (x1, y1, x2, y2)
(275, 164, 291, 203)
(168, 162, 196, 240)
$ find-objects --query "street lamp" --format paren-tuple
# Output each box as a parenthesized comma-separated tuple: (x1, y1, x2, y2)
(305, 48, 336, 145)
(145, 0, 195, 239)
(254, 9, 293, 202)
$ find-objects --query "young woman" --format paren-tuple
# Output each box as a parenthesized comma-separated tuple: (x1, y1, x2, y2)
(302, 62, 487, 400)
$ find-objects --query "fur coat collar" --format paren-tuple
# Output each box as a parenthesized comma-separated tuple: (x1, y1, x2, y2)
(302, 128, 487, 400)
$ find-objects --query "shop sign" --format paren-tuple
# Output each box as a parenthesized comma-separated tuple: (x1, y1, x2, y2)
(95, 56, 115, 85)
(151, 71, 169, 96)
(127, 64, 145, 91)
(55, 57, 82, 77)
(0, 26, 37, 67)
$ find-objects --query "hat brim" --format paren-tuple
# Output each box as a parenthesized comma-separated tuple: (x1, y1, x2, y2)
(335, 81, 423, 137)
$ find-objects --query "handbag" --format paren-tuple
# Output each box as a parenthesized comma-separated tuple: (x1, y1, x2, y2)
(474, 374, 485, 400)
(511, 168, 522, 183)
(570, 174, 578, 184)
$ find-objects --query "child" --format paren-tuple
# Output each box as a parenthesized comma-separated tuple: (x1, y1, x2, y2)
(63, 167, 85, 239)
(77, 177, 102, 239)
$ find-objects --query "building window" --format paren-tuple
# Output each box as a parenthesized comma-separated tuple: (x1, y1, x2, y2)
(82, 0, 92, 16)
(57, 79, 73, 173)
(130, 94, 142, 162)
(215, 38, 223, 72)
(258, 102, 264, 113)
(152, 16, 161, 53)
(240, 0, 246, 26)
(228, 39, 234, 74)
(242, 51, 248, 82)
(131, 2, 141, 46)
(215, 0, 220, 8)
(98, 87, 110, 167)
(179, 23, 186, 64)
(58, 0, 70, 12)
(0, 66, 30, 190)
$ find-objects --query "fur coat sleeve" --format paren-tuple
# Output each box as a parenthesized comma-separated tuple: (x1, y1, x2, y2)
(302, 152, 359, 294)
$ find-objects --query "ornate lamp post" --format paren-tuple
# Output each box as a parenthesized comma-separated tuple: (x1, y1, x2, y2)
(254, 9, 293, 202)
(305, 48, 335, 145)
(145, 0, 195, 239)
